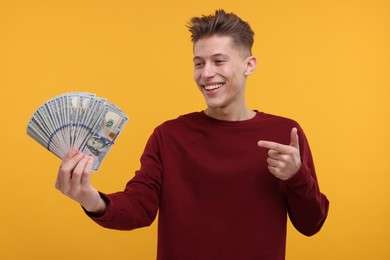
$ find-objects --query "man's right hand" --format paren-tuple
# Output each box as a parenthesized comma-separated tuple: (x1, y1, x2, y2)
(55, 147, 106, 215)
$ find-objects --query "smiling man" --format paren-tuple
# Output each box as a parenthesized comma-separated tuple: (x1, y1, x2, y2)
(55, 9, 329, 260)
(193, 34, 256, 121)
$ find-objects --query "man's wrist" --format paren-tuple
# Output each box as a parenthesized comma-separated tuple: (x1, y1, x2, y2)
(83, 193, 107, 215)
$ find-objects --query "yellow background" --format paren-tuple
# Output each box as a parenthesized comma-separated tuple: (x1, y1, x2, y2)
(1, 0, 389, 259)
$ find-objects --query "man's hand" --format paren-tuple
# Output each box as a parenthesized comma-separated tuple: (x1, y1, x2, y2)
(55, 147, 106, 214)
(257, 127, 302, 180)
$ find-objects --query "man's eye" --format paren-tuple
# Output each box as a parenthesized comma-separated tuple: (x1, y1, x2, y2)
(215, 60, 225, 65)
(194, 63, 203, 68)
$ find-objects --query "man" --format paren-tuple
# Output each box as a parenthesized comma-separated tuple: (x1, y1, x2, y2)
(56, 9, 329, 260)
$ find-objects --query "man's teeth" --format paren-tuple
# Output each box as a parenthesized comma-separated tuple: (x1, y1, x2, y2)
(204, 84, 223, 90)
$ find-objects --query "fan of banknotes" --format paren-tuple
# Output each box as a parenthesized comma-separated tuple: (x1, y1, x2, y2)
(27, 92, 129, 171)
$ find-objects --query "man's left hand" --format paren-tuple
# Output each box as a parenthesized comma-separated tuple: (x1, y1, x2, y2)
(257, 127, 302, 180)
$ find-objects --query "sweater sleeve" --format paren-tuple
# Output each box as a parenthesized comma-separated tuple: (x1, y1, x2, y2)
(86, 129, 162, 230)
(280, 126, 329, 236)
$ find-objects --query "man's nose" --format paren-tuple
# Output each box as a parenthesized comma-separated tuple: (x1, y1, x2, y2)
(201, 63, 216, 78)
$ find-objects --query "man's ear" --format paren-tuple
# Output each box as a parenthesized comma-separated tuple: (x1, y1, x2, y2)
(244, 56, 257, 76)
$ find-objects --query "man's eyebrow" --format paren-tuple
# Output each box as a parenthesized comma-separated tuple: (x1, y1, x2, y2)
(193, 56, 202, 61)
(193, 53, 229, 61)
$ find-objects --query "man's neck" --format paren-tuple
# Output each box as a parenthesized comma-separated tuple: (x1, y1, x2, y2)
(204, 107, 256, 121)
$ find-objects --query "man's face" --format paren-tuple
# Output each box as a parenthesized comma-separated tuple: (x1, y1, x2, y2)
(193, 35, 254, 112)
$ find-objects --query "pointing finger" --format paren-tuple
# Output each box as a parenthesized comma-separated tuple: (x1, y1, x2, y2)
(257, 140, 291, 154)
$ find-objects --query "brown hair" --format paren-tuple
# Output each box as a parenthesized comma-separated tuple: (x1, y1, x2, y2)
(187, 9, 254, 55)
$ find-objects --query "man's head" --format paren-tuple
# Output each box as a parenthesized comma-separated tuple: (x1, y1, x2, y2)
(187, 9, 254, 57)
(187, 10, 257, 119)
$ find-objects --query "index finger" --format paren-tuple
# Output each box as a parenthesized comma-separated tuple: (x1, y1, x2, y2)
(257, 140, 291, 153)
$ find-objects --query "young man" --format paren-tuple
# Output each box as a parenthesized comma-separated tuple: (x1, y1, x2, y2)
(56, 9, 329, 260)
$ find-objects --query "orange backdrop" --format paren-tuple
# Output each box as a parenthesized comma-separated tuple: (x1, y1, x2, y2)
(1, 0, 389, 259)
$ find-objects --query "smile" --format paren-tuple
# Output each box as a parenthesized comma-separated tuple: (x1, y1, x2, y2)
(204, 84, 224, 91)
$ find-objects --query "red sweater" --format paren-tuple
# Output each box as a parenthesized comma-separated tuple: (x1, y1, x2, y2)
(89, 111, 329, 260)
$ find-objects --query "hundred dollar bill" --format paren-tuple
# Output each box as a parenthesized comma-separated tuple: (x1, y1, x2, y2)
(78, 103, 128, 171)
(27, 92, 128, 171)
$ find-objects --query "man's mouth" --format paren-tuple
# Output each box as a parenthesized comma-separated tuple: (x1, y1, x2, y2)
(204, 84, 224, 91)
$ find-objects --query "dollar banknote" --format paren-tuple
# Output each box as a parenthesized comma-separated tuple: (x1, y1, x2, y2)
(27, 92, 128, 171)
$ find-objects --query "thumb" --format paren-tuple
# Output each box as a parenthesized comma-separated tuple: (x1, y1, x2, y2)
(290, 127, 300, 149)
(80, 155, 94, 186)
(63, 146, 79, 161)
